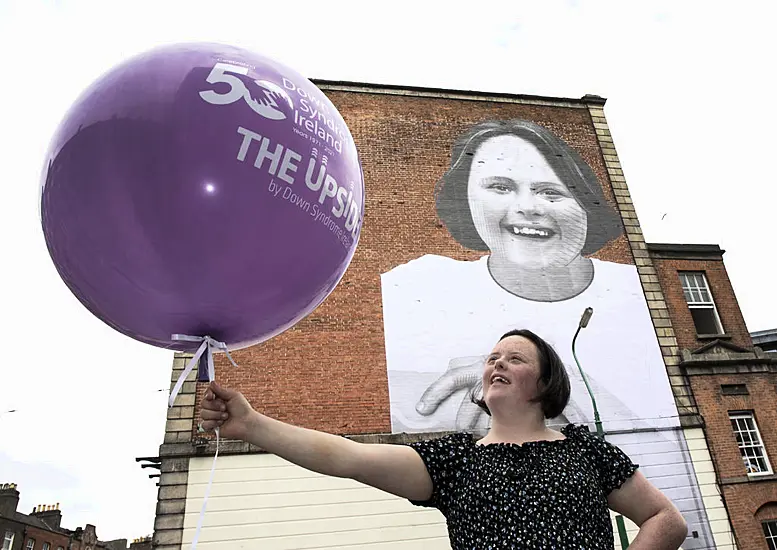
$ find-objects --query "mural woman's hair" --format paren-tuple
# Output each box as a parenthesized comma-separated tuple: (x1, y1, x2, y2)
(472, 328, 571, 419)
(434, 119, 622, 255)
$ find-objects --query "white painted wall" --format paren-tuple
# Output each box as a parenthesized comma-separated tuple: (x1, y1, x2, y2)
(184, 427, 735, 549)
(184, 453, 450, 549)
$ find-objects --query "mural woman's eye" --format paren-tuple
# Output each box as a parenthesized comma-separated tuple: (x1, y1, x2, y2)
(484, 178, 514, 194)
(536, 188, 567, 201)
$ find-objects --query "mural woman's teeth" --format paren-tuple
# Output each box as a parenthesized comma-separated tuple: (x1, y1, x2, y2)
(511, 226, 552, 238)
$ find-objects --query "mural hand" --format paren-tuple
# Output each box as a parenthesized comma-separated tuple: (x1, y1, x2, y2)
(415, 356, 485, 416)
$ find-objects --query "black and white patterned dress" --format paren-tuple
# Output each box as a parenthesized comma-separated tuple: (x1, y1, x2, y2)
(408, 424, 638, 549)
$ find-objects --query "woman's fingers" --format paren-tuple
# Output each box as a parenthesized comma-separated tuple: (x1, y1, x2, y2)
(199, 419, 223, 431)
(200, 384, 236, 432)
(202, 396, 226, 411)
(201, 407, 228, 421)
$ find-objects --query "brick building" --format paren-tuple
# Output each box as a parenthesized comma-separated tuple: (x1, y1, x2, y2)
(648, 244, 777, 550)
(141, 81, 775, 549)
(0, 483, 134, 550)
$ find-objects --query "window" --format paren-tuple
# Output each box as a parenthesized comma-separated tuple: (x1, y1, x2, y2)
(730, 412, 772, 475)
(42, 544, 50, 550)
(679, 272, 724, 335)
(26, 539, 35, 550)
(3, 532, 14, 550)
(721, 384, 748, 395)
(765, 520, 777, 550)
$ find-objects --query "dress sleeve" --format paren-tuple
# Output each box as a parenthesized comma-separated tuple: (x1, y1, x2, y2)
(567, 424, 639, 495)
(589, 433, 639, 495)
(407, 433, 469, 515)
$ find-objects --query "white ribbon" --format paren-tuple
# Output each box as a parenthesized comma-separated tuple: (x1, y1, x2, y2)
(168, 334, 238, 408)
(168, 334, 238, 550)
(190, 426, 218, 550)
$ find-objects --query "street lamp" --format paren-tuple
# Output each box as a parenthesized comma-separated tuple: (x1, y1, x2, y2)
(571, 308, 631, 547)
(571, 307, 603, 437)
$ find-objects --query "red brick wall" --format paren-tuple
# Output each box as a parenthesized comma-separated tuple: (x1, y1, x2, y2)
(199, 90, 635, 436)
(653, 257, 752, 351)
(722, 483, 777, 550)
(691, 372, 777, 478)
(23, 525, 70, 550)
(688, 371, 777, 549)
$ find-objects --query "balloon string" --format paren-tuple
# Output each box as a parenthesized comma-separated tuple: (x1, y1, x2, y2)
(167, 334, 238, 550)
(191, 425, 218, 549)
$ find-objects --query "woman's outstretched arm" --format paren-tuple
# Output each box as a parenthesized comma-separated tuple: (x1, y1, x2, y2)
(199, 381, 433, 501)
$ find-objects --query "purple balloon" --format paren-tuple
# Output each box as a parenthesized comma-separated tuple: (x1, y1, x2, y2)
(41, 43, 364, 352)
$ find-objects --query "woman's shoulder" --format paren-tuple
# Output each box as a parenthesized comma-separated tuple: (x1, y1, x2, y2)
(561, 422, 593, 437)
(591, 257, 638, 274)
(560, 424, 634, 459)
(560, 423, 606, 446)
(381, 255, 489, 298)
(383, 254, 486, 278)
(408, 432, 476, 465)
(415, 431, 476, 448)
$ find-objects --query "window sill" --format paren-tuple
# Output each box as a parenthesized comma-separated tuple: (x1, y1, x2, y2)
(721, 472, 777, 485)
(697, 333, 731, 340)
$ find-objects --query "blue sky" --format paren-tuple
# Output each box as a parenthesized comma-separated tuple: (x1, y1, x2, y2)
(1, 0, 774, 541)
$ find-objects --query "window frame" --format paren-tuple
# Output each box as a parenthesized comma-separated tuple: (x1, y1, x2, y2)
(2, 531, 15, 550)
(729, 411, 773, 476)
(26, 538, 35, 550)
(678, 271, 725, 335)
(764, 519, 777, 550)
(42, 543, 51, 550)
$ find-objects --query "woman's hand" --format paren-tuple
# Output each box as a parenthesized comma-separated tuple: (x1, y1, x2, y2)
(199, 381, 256, 441)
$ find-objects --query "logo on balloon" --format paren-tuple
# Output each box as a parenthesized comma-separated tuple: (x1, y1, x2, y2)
(199, 62, 293, 121)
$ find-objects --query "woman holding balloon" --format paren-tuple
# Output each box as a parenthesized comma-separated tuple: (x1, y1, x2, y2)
(199, 328, 688, 550)
(41, 43, 685, 549)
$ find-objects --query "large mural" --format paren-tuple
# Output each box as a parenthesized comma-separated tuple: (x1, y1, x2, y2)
(380, 119, 715, 548)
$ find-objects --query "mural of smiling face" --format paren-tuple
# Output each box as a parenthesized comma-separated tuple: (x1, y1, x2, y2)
(467, 135, 588, 269)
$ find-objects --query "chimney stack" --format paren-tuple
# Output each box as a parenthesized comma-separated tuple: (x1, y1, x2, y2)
(0, 483, 20, 517)
(31, 501, 63, 529)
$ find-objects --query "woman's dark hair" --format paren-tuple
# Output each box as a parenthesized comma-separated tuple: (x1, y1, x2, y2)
(435, 119, 622, 255)
(472, 329, 571, 419)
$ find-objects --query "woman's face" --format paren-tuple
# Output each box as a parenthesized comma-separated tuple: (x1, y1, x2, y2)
(482, 335, 543, 410)
(467, 135, 588, 269)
